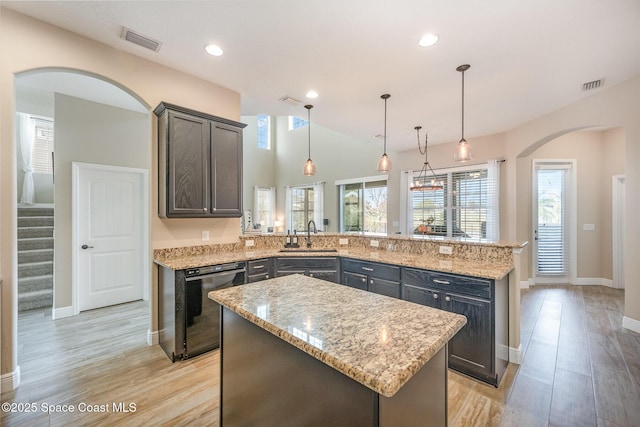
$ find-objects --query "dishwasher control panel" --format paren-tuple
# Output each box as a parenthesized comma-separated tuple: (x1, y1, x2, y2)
(185, 262, 246, 277)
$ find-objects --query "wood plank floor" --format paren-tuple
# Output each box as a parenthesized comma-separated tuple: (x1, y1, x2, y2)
(1, 285, 639, 426)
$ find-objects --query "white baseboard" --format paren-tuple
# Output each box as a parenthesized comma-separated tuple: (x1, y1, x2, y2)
(52, 305, 74, 320)
(520, 280, 530, 289)
(147, 329, 159, 346)
(509, 344, 522, 364)
(0, 365, 20, 392)
(623, 316, 640, 334)
(529, 277, 617, 288)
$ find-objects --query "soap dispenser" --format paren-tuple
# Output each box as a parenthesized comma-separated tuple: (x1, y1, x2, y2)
(285, 230, 291, 248)
(292, 231, 299, 248)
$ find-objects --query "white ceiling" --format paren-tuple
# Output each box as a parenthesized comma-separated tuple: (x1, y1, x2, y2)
(4, 0, 639, 151)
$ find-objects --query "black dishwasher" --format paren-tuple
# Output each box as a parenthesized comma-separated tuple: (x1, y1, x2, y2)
(159, 262, 246, 361)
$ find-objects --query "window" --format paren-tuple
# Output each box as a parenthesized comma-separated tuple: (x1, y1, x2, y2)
(406, 163, 499, 240)
(32, 118, 54, 174)
(253, 186, 276, 230)
(257, 114, 270, 149)
(288, 115, 308, 131)
(337, 177, 387, 234)
(290, 187, 314, 232)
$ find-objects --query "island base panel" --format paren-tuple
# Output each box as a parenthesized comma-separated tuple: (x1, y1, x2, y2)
(220, 308, 447, 427)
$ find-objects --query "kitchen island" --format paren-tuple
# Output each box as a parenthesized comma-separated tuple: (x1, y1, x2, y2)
(209, 274, 467, 427)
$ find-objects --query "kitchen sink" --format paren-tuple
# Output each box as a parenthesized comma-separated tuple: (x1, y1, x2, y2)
(278, 248, 338, 253)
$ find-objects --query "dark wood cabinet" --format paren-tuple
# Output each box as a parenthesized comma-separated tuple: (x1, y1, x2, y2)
(155, 102, 246, 218)
(402, 267, 508, 386)
(276, 257, 340, 283)
(341, 258, 401, 298)
(247, 258, 274, 283)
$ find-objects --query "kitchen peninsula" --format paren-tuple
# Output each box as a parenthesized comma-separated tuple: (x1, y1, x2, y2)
(209, 274, 467, 426)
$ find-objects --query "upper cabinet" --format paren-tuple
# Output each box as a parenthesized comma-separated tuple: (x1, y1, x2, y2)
(155, 102, 246, 218)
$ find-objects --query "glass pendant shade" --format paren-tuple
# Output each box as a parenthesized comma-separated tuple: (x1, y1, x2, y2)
(377, 153, 391, 172)
(303, 104, 316, 176)
(454, 138, 472, 162)
(377, 94, 391, 172)
(303, 158, 316, 176)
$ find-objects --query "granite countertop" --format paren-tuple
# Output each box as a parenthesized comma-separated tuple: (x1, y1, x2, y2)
(208, 274, 467, 397)
(154, 247, 513, 280)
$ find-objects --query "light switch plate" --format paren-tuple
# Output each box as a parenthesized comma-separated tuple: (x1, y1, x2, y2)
(339, 238, 349, 245)
(439, 245, 453, 255)
(245, 239, 255, 247)
(202, 230, 209, 241)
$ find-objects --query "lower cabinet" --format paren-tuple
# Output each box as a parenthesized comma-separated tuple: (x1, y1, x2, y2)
(275, 257, 340, 283)
(341, 258, 401, 298)
(402, 267, 508, 387)
(247, 258, 274, 283)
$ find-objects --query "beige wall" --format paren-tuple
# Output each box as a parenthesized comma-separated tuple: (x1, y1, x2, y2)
(53, 94, 149, 307)
(516, 130, 625, 282)
(0, 8, 242, 383)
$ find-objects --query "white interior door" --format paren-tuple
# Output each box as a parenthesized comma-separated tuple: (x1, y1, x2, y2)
(73, 162, 147, 312)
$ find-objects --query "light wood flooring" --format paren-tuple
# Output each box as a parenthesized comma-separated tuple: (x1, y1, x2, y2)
(1, 285, 639, 426)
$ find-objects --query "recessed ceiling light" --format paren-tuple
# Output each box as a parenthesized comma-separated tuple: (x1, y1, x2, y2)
(306, 91, 319, 99)
(419, 33, 439, 47)
(205, 44, 224, 57)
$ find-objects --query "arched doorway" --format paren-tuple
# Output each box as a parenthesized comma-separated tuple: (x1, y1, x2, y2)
(13, 68, 152, 387)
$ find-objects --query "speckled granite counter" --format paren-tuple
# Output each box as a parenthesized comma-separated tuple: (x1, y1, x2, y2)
(155, 247, 513, 280)
(209, 274, 467, 397)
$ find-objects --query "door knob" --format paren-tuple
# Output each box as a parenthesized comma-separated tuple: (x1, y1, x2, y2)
(81, 244, 94, 250)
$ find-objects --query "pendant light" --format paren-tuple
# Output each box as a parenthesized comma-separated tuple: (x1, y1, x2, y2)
(454, 64, 472, 162)
(377, 94, 392, 172)
(410, 126, 443, 191)
(303, 104, 316, 176)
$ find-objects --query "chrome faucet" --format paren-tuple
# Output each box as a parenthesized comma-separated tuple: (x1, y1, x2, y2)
(306, 220, 317, 248)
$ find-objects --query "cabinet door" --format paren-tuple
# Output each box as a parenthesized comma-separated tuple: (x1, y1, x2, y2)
(342, 271, 368, 291)
(443, 293, 493, 379)
(210, 122, 243, 217)
(369, 278, 401, 299)
(167, 112, 210, 216)
(402, 284, 441, 309)
(308, 270, 339, 283)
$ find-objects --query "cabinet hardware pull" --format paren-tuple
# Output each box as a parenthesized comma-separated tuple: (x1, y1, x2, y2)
(370, 280, 374, 284)
(445, 296, 451, 302)
(265, 275, 269, 279)
(253, 265, 265, 269)
(433, 294, 439, 299)
(362, 267, 374, 271)
(361, 277, 366, 283)
(309, 273, 314, 277)
(203, 208, 208, 212)
(433, 279, 450, 285)
(81, 244, 94, 250)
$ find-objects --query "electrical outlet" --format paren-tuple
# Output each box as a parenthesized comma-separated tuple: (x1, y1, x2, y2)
(370, 240, 379, 247)
(202, 230, 209, 241)
(339, 238, 349, 245)
(245, 239, 255, 247)
(439, 245, 453, 255)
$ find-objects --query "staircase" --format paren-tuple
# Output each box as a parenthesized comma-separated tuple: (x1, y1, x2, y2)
(18, 206, 54, 311)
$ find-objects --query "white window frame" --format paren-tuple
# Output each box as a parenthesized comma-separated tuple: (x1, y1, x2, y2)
(336, 175, 388, 235)
(256, 114, 271, 150)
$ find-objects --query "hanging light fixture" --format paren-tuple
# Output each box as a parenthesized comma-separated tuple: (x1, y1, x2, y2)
(377, 93, 392, 172)
(303, 104, 316, 176)
(410, 126, 443, 191)
(454, 64, 472, 162)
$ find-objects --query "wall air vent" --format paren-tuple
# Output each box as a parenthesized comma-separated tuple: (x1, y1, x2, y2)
(279, 96, 302, 106)
(582, 78, 604, 91)
(120, 27, 162, 52)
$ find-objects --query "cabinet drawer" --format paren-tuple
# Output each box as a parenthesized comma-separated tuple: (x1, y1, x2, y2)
(342, 258, 400, 282)
(277, 257, 339, 271)
(247, 272, 272, 283)
(248, 258, 273, 275)
(429, 272, 492, 299)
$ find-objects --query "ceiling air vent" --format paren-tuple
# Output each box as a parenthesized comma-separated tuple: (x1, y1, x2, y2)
(120, 27, 162, 52)
(279, 96, 302, 106)
(582, 78, 604, 91)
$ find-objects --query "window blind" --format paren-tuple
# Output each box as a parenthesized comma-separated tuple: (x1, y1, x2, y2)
(32, 118, 54, 174)
(536, 167, 569, 275)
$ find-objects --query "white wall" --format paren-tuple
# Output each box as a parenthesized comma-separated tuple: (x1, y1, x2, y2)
(241, 115, 277, 217)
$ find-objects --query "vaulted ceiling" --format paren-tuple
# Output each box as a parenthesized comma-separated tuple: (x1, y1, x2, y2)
(4, 0, 639, 151)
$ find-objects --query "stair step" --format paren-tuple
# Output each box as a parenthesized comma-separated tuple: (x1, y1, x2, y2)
(18, 261, 53, 278)
(18, 274, 53, 293)
(18, 226, 54, 239)
(18, 216, 54, 227)
(18, 249, 54, 264)
(18, 289, 53, 312)
(18, 207, 54, 217)
(18, 237, 54, 251)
